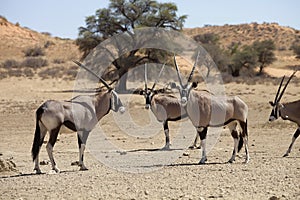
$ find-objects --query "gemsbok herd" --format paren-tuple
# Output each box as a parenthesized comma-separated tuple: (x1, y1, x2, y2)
(31, 55, 298, 173)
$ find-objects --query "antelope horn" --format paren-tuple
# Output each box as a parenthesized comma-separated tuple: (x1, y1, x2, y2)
(277, 71, 297, 103)
(144, 63, 148, 92)
(274, 75, 285, 103)
(174, 54, 184, 87)
(187, 51, 200, 83)
(151, 63, 166, 91)
(73, 61, 112, 90)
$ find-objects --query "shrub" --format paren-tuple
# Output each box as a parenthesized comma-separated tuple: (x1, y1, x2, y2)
(38, 67, 63, 79)
(44, 41, 55, 48)
(22, 57, 48, 69)
(23, 46, 45, 57)
(52, 58, 65, 64)
(291, 43, 300, 58)
(2, 59, 20, 69)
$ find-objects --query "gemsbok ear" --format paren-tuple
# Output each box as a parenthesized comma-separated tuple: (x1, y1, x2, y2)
(139, 90, 145, 95)
(192, 82, 198, 88)
(269, 101, 275, 106)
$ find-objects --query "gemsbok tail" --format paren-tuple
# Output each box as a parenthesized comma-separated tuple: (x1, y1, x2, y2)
(238, 119, 248, 152)
(31, 106, 44, 161)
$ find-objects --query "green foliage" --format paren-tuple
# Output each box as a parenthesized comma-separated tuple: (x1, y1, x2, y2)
(76, 0, 186, 59)
(1, 59, 20, 69)
(252, 39, 276, 75)
(291, 42, 300, 58)
(193, 33, 219, 45)
(230, 45, 258, 77)
(23, 46, 45, 57)
(22, 57, 48, 69)
(76, 0, 186, 90)
(193, 33, 229, 76)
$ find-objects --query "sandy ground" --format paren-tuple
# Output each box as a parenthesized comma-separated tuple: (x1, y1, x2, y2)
(0, 76, 299, 200)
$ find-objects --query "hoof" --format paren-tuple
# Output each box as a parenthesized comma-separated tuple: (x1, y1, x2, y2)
(283, 153, 289, 157)
(228, 159, 235, 164)
(79, 166, 88, 171)
(161, 145, 171, 150)
(34, 168, 42, 174)
(189, 145, 196, 149)
(199, 158, 207, 165)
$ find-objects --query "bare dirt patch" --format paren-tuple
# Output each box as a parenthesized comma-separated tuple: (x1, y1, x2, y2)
(0, 77, 299, 200)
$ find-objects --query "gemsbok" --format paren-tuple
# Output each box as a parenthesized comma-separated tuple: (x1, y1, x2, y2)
(31, 61, 125, 173)
(140, 63, 200, 149)
(268, 71, 299, 157)
(171, 54, 250, 164)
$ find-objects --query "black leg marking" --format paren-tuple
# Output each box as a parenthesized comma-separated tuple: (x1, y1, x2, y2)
(198, 127, 208, 140)
(63, 120, 77, 132)
(77, 134, 83, 149)
(163, 121, 170, 144)
(48, 126, 61, 147)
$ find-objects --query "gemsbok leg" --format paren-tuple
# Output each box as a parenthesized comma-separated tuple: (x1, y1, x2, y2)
(46, 126, 61, 173)
(163, 121, 171, 149)
(33, 121, 47, 174)
(77, 131, 89, 170)
(240, 120, 249, 163)
(197, 127, 208, 164)
(284, 127, 300, 157)
(228, 121, 240, 163)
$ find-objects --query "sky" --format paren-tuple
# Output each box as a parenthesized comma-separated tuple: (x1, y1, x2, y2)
(1, 0, 299, 39)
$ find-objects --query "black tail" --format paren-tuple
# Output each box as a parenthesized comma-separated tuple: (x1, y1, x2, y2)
(31, 106, 44, 161)
(238, 119, 248, 153)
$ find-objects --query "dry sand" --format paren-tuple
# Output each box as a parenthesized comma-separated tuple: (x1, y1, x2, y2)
(0, 76, 299, 200)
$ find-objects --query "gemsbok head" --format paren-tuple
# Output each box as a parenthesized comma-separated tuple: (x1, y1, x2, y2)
(268, 71, 299, 157)
(31, 61, 125, 174)
(171, 53, 250, 164)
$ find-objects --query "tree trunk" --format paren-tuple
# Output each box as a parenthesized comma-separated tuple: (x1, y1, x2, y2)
(257, 63, 265, 76)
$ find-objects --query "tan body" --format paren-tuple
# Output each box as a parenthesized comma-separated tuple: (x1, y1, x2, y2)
(187, 91, 248, 127)
(184, 90, 249, 164)
(150, 94, 186, 122)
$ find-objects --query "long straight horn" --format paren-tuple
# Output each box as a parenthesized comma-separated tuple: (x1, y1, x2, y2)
(144, 63, 148, 92)
(274, 75, 285, 103)
(174, 54, 184, 87)
(187, 51, 200, 83)
(151, 63, 166, 91)
(277, 71, 297, 103)
(73, 61, 112, 90)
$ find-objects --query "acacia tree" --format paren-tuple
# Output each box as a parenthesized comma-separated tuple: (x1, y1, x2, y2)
(252, 39, 276, 75)
(76, 0, 186, 91)
(193, 33, 229, 76)
(229, 45, 257, 77)
(291, 41, 300, 58)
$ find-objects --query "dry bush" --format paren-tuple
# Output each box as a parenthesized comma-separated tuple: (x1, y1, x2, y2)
(23, 46, 45, 57)
(1, 59, 20, 69)
(22, 57, 48, 69)
(52, 58, 65, 64)
(38, 66, 64, 79)
(44, 40, 55, 48)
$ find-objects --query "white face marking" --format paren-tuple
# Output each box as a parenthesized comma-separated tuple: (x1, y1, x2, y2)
(119, 106, 125, 114)
(269, 116, 276, 121)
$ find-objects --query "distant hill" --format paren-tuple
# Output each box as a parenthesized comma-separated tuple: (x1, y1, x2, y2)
(184, 22, 300, 50)
(0, 16, 299, 79)
(0, 16, 80, 62)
